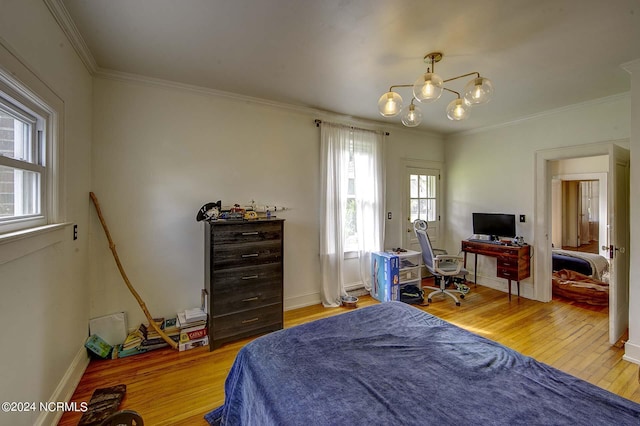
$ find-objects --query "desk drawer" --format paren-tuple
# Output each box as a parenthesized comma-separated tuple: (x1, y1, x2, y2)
(497, 261, 529, 281)
(497, 268, 518, 280)
(497, 257, 518, 269)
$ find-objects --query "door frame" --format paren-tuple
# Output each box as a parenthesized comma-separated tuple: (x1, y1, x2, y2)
(535, 140, 629, 344)
(401, 159, 443, 250)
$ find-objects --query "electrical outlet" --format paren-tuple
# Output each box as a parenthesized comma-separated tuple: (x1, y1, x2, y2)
(519, 215, 525, 223)
(73, 224, 78, 240)
(387, 212, 392, 220)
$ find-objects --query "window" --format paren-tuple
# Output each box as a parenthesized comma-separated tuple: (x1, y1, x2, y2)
(319, 121, 385, 305)
(404, 165, 440, 248)
(409, 172, 437, 223)
(0, 62, 59, 235)
(344, 139, 358, 252)
(0, 97, 45, 223)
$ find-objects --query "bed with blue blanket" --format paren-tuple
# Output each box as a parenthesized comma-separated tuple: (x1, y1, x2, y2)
(206, 302, 640, 425)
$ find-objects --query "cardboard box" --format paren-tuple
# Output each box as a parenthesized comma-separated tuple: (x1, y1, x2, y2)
(370, 252, 400, 302)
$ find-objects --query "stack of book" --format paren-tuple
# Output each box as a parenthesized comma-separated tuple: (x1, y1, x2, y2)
(177, 308, 208, 351)
(113, 317, 181, 358)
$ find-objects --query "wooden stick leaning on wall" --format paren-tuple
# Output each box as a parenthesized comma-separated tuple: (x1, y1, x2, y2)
(90, 192, 178, 350)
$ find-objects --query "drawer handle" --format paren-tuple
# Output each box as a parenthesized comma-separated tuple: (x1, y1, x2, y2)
(242, 296, 259, 302)
(242, 253, 259, 258)
(242, 232, 259, 235)
(241, 275, 259, 280)
(242, 317, 260, 324)
(502, 272, 512, 276)
(502, 262, 512, 267)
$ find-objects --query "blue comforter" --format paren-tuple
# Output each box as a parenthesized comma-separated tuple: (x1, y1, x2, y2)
(206, 302, 640, 425)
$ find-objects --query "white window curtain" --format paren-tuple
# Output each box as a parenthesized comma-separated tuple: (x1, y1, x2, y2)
(319, 122, 385, 307)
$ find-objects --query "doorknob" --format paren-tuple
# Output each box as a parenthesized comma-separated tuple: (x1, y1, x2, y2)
(602, 244, 626, 258)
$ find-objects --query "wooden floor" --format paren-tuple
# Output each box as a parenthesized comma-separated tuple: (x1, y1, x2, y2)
(562, 240, 599, 254)
(58, 282, 640, 425)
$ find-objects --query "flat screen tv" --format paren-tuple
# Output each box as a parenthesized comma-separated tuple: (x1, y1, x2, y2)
(472, 213, 516, 239)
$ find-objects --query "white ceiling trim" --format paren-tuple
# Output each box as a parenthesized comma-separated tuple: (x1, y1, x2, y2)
(450, 92, 630, 139)
(44, 0, 97, 73)
(622, 59, 640, 74)
(94, 67, 442, 138)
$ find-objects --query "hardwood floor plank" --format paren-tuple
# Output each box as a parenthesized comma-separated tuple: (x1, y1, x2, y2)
(58, 284, 639, 425)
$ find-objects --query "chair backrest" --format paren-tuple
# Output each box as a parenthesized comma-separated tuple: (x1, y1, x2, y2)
(413, 220, 436, 273)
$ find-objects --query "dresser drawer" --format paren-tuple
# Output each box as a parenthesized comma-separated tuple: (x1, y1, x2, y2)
(212, 221, 282, 245)
(213, 240, 282, 269)
(212, 278, 282, 316)
(213, 304, 282, 340)
(212, 263, 282, 290)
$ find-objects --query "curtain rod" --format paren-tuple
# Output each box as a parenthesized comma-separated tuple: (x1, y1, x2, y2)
(314, 119, 389, 136)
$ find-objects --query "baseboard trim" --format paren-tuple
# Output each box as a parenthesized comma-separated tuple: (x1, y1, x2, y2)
(34, 345, 90, 426)
(284, 292, 321, 311)
(623, 340, 640, 365)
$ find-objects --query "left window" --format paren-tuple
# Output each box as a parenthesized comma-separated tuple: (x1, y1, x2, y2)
(0, 97, 45, 222)
(0, 66, 58, 235)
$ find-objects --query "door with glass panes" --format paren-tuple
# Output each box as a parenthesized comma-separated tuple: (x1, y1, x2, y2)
(404, 167, 440, 251)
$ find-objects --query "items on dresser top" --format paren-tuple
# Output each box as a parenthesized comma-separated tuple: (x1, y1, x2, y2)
(204, 219, 284, 350)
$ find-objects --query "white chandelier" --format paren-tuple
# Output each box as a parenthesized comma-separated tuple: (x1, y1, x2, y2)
(378, 52, 494, 127)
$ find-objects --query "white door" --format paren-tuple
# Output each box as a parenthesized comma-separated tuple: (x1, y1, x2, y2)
(404, 167, 440, 250)
(608, 145, 630, 345)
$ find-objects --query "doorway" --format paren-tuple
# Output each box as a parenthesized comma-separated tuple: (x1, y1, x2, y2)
(402, 160, 442, 252)
(551, 170, 607, 256)
(535, 142, 630, 345)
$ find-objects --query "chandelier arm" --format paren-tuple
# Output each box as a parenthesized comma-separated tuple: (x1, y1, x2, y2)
(443, 72, 480, 84)
(442, 87, 461, 98)
(389, 84, 413, 91)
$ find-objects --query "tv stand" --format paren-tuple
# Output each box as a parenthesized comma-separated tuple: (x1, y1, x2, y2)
(461, 240, 531, 300)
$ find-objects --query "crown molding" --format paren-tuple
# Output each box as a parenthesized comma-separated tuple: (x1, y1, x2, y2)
(622, 58, 640, 74)
(94, 67, 439, 137)
(43, 0, 97, 73)
(450, 92, 631, 139)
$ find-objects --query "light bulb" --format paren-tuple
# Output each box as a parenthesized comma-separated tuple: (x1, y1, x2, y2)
(446, 98, 469, 121)
(463, 77, 494, 105)
(412, 72, 443, 103)
(377, 91, 403, 117)
(400, 103, 422, 127)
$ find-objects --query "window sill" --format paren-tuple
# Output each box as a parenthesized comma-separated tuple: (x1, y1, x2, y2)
(344, 250, 359, 260)
(0, 223, 71, 265)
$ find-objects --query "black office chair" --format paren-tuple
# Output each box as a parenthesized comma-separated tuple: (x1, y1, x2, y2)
(414, 220, 469, 306)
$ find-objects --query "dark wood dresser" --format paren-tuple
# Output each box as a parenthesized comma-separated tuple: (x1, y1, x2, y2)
(205, 219, 284, 350)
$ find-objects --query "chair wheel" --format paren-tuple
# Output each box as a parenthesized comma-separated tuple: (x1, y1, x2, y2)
(460, 294, 465, 299)
(427, 298, 432, 303)
(456, 302, 461, 306)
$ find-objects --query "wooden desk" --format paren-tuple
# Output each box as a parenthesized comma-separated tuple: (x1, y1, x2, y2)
(461, 240, 531, 300)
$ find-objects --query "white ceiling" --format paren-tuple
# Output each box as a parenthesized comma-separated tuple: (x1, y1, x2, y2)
(58, 0, 640, 134)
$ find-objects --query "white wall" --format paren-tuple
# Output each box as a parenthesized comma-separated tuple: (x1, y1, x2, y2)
(0, 1, 93, 425)
(90, 76, 444, 325)
(444, 95, 630, 297)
